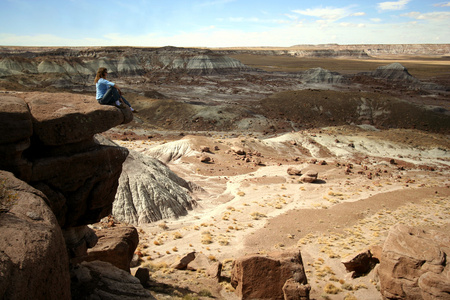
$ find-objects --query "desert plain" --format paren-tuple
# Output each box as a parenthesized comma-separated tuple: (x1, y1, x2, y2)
(97, 48, 450, 299)
(1, 45, 449, 299)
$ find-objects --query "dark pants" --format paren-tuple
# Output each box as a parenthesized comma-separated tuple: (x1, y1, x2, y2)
(98, 87, 131, 107)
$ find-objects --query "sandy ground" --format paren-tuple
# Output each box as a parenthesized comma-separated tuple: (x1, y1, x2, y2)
(106, 125, 449, 300)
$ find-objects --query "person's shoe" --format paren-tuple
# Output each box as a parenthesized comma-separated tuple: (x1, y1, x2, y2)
(115, 101, 125, 108)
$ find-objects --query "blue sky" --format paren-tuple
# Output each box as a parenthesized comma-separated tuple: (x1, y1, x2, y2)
(1, 0, 449, 47)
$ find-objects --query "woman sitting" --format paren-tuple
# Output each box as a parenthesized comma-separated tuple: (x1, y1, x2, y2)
(94, 67, 136, 112)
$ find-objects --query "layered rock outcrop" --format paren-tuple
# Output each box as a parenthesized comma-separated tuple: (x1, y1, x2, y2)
(0, 46, 252, 78)
(0, 91, 134, 298)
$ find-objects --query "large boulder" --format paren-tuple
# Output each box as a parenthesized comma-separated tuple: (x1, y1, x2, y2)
(0, 92, 132, 228)
(378, 224, 450, 299)
(0, 171, 70, 300)
(85, 226, 139, 272)
(231, 251, 310, 300)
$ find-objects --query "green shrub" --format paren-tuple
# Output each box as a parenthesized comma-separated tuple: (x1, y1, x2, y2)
(0, 178, 17, 213)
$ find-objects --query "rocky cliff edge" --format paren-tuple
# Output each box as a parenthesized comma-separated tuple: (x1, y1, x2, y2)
(0, 91, 135, 299)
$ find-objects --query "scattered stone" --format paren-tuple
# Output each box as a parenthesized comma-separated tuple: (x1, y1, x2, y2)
(200, 155, 212, 163)
(232, 147, 246, 155)
(287, 167, 302, 176)
(200, 146, 210, 152)
(253, 158, 262, 166)
(300, 170, 318, 183)
(171, 252, 196, 270)
(342, 249, 379, 278)
(283, 278, 311, 300)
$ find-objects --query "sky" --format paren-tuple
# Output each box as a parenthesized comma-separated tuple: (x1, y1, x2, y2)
(0, 0, 449, 47)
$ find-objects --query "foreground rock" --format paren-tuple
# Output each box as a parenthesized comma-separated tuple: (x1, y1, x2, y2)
(378, 224, 450, 299)
(0, 171, 70, 300)
(231, 251, 310, 300)
(0, 92, 134, 299)
(0, 93, 132, 228)
(71, 261, 155, 300)
(85, 226, 139, 272)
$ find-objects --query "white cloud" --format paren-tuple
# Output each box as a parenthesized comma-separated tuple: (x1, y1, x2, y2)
(225, 17, 290, 24)
(1, 11, 449, 47)
(371, 18, 382, 22)
(434, 2, 450, 7)
(350, 12, 366, 17)
(401, 11, 450, 20)
(292, 7, 351, 22)
(377, 0, 410, 11)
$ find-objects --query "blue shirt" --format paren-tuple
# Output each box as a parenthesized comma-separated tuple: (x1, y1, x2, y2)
(96, 78, 115, 100)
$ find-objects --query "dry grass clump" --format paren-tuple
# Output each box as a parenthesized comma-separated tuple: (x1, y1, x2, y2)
(158, 222, 169, 230)
(324, 283, 341, 294)
(0, 179, 17, 213)
(217, 235, 230, 246)
(201, 231, 213, 244)
(250, 211, 267, 220)
(172, 232, 183, 239)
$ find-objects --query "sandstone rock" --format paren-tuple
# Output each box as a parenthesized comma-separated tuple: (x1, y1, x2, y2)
(231, 251, 308, 300)
(287, 167, 302, 176)
(71, 261, 155, 300)
(187, 252, 212, 271)
(282, 278, 311, 300)
(378, 225, 450, 300)
(0, 171, 70, 300)
(342, 249, 379, 278)
(171, 252, 197, 270)
(300, 170, 318, 183)
(85, 226, 139, 272)
(112, 147, 196, 225)
(24, 92, 132, 146)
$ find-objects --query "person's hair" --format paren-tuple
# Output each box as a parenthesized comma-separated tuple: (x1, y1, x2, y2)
(94, 67, 107, 83)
